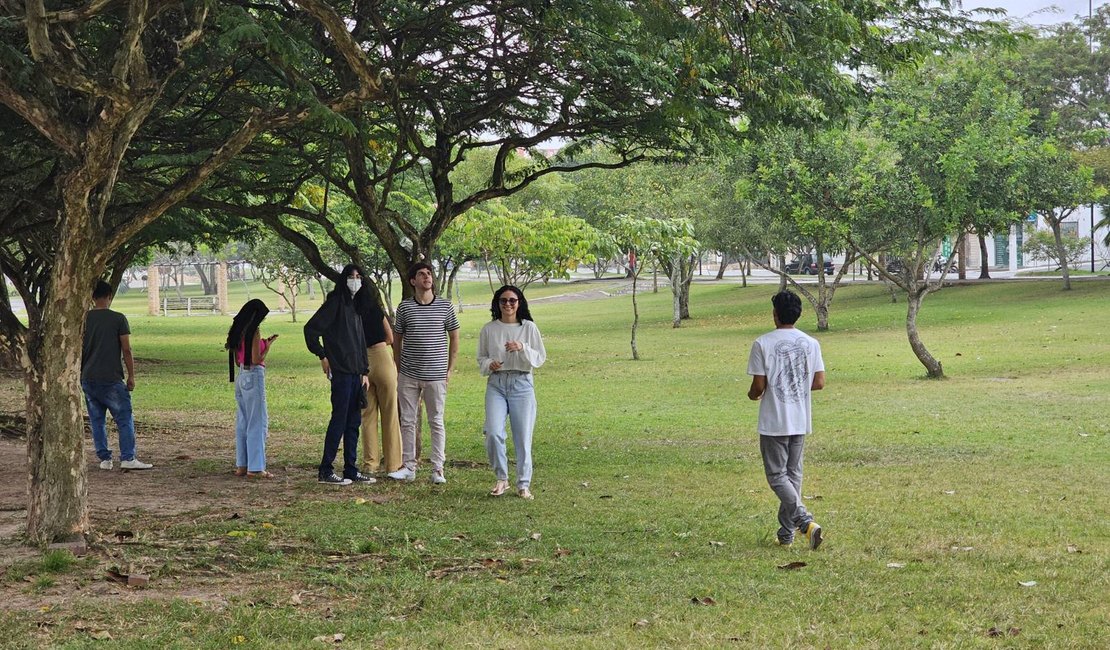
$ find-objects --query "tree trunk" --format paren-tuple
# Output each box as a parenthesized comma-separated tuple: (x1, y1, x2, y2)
(630, 272, 640, 360)
(193, 263, 214, 295)
(777, 255, 787, 292)
(679, 255, 692, 320)
(741, 258, 748, 288)
(978, 233, 991, 279)
(906, 291, 944, 379)
(26, 204, 101, 544)
(670, 258, 681, 329)
(1051, 222, 1072, 290)
(715, 254, 727, 280)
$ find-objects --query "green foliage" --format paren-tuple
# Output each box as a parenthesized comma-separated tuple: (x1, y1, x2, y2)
(1022, 229, 1091, 270)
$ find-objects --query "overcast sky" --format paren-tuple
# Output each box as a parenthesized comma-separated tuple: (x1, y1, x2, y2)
(960, 1, 1104, 26)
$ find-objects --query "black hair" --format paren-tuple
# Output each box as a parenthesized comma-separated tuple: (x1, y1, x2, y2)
(490, 285, 533, 323)
(407, 262, 434, 282)
(225, 299, 269, 381)
(772, 290, 802, 325)
(92, 280, 113, 300)
(326, 263, 365, 299)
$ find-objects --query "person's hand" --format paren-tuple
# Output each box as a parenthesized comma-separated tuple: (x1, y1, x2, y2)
(126, 377, 135, 392)
(321, 358, 331, 378)
(504, 340, 522, 352)
(446, 366, 455, 385)
(267, 334, 279, 342)
(489, 360, 503, 372)
(361, 374, 370, 390)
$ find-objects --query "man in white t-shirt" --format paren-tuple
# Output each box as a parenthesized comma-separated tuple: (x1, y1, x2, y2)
(747, 290, 826, 549)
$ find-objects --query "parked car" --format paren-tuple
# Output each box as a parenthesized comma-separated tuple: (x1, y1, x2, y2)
(786, 254, 835, 275)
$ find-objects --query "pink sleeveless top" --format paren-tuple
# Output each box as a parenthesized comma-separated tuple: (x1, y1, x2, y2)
(236, 337, 270, 367)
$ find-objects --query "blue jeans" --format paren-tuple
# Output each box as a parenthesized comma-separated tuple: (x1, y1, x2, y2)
(81, 380, 136, 462)
(484, 371, 537, 489)
(320, 372, 362, 479)
(234, 366, 268, 472)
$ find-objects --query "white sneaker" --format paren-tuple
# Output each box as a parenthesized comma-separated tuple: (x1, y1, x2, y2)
(431, 469, 446, 485)
(387, 468, 415, 482)
(99, 460, 113, 470)
(120, 459, 153, 470)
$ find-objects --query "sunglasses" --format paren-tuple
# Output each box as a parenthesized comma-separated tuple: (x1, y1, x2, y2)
(498, 298, 519, 305)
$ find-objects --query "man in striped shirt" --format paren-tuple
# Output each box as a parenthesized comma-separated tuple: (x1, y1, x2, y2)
(387, 263, 460, 484)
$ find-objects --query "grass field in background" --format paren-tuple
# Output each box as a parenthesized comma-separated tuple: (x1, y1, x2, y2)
(1, 279, 1108, 648)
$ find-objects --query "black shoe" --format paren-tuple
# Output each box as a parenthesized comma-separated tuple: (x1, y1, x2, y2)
(318, 473, 352, 486)
(348, 472, 377, 484)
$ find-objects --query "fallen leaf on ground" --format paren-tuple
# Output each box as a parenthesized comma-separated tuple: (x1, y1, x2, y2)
(554, 548, 572, 558)
(943, 490, 956, 495)
(709, 541, 725, 547)
(1066, 545, 1081, 553)
(261, 523, 275, 529)
(886, 563, 906, 569)
(174, 454, 191, 460)
(950, 546, 974, 552)
(89, 630, 112, 640)
(105, 569, 128, 584)
(530, 532, 542, 541)
(310, 633, 346, 643)
(227, 530, 256, 538)
(632, 619, 649, 629)
(690, 596, 716, 606)
(1018, 580, 1037, 587)
(987, 627, 1003, 638)
(599, 495, 613, 499)
(580, 482, 589, 488)
(290, 593, 303, 605)
(1008, 627, 1021, 636)
(777, 562, 807, 570)
(451, 534, 467, 541)
(354, 498, 367, 505)
(114, 530, 134, 541)
(227, 513, 240, 520)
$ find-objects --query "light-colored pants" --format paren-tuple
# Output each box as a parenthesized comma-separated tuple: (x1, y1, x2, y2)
(484, 371, 536, 489)
(398, 373, 447, 472)
(361, 345, 402, 472)
(760, 434, 812, 542)
(234, 366, 268, 472)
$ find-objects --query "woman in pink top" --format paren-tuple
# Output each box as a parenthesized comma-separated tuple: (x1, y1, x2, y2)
(225, 299, 277, 478)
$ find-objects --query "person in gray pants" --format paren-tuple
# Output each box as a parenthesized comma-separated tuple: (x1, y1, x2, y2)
(746, 291, 826, 549)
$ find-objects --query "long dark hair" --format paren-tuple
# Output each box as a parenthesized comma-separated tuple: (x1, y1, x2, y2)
(225, 299, 269, 381)
(490, 285, 533, 323)
(327, 263, 365, 300)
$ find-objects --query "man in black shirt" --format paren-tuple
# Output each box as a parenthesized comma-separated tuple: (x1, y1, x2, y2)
(304, 264, 375, 486)
(81, 281, 153, 471)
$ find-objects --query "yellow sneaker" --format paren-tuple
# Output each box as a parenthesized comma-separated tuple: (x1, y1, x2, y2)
(801, 522, 823, 550)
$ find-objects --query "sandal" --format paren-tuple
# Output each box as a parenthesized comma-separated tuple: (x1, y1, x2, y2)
(518, 487, 534, 500)
(234, 467, 247, 477)
(247, 470, 274, 479)
(489, 480, 509, 497)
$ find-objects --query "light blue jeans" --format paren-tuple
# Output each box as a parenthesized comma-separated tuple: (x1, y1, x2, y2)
(484, 371, 536, 489)
(760, 434, 813, 542)
(81, 380, 136, 461)
(234, 366, 268, 472)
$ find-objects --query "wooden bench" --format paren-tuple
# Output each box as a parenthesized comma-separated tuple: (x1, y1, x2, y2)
(161, 296, 218, 316)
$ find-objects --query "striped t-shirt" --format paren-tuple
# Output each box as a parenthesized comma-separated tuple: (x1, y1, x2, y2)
(394, 296, 460, 381)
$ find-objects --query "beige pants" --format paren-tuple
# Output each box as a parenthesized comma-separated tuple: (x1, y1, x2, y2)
(360, 345, 402, 472)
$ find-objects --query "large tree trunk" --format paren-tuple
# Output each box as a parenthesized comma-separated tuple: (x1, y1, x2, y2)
(26, 200, 101, 544)
(978, 233, 991, 279)
(715, 254, 728, 280)
(906, 290, 944, 379)
(670, 258, 681, 328)
(1051, 222, 1072, 290)
(193, 263, 215, 295)
(777, 255, 787, 292)
(679, 254, 693, 320)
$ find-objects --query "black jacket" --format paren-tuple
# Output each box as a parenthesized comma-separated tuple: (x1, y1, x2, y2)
(304, 289, 369, 375)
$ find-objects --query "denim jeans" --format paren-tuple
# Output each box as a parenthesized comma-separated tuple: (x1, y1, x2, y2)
(484, 371, 537, 489)
(320, 372, 362, 479)
(234, 366, 268, 472)
(81, 380, 136, 461)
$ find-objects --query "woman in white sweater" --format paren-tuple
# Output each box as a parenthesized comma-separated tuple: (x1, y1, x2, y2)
(477, 285, 547, 499)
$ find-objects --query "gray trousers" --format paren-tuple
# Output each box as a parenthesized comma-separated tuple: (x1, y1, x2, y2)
(760, 434, 813, 541)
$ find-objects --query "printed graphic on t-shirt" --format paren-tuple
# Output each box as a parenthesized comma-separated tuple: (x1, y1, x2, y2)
(771, 339, 810, 404)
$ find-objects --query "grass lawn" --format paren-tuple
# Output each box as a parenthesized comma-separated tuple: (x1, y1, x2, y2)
(1, 279, 1107, 648)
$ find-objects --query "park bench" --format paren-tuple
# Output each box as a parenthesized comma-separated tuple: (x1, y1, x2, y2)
(161, 295, 218, 316)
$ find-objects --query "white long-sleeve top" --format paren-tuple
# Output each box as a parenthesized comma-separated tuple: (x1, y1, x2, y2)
(477, 319, 547, 377)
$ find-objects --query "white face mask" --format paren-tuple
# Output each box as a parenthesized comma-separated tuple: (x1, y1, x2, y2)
(347, 278, 362, 294)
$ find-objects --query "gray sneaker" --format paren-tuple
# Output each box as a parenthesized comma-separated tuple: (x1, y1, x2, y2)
(431, 469, 446, 485)
(120, 459, 152, 470)
(99, 460, 113, 471)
